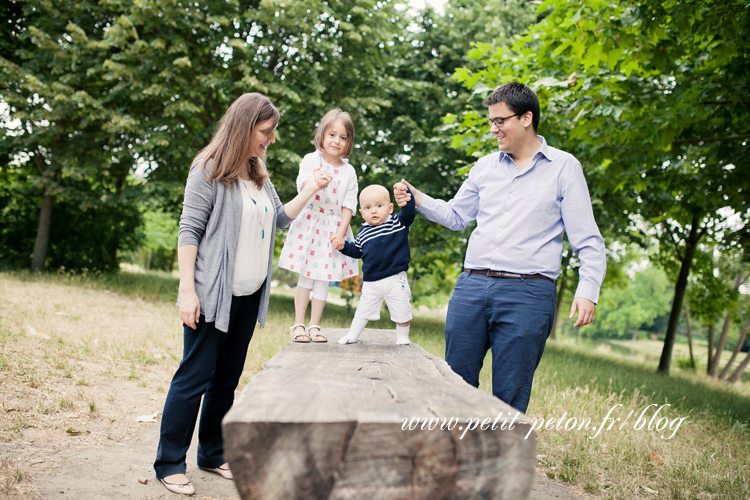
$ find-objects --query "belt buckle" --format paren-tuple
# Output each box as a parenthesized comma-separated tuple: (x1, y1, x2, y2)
(485, 269, 491, 277)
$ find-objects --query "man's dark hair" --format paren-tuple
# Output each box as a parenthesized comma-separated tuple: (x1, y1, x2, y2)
(483, 82, 540, 132)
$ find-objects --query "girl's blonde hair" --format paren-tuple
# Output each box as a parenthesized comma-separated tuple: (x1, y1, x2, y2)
(193, 93, 279, 188)
(314, 108, 355, 158)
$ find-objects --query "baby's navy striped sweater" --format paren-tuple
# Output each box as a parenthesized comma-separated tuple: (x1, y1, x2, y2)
(340, 191, 416, 282)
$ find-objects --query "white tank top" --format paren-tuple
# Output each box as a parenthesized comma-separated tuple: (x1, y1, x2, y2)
(232, 178, 273, 296)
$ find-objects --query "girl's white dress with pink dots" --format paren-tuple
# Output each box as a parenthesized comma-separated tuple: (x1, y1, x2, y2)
(278, 150, 360, 282)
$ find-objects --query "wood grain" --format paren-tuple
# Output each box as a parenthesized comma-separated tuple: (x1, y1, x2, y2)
(223, 329, 536, 500)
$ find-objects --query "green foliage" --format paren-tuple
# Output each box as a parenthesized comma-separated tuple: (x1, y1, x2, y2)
(446, 0, 750, 372)
(588, 266, 673, 339)
(366, 0, 537, 293)
(2, 0, 522, 285)
(675, 356, 697, 370)
(45, 194, 141, 273)
(128, 208, 178, 271)
(685, 243, 749, 322)
(449, 0, 749, 226)
(0, 154, 141, 273)
(1, 0, 147, 271)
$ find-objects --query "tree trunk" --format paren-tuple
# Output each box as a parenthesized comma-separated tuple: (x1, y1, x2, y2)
(31, 190, 54, 272)
(707, 323, 715, 375)
(709, 313, 733, 378)
(31, 153, 56, 273)
(109, 244, 119, 272)
(718, 317, 750, 380)
(657, 216, 702, 375)
(709, 272, 745, 377)
(683, 304, 695, 368)
(549, 270, 568, 340)
(726, 349, 750, 384)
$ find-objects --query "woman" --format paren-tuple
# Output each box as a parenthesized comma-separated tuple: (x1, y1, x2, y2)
(154, 93, 332, 496)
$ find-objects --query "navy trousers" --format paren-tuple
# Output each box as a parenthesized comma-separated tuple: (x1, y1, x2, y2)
(154, 291, 261, 478)
(444, 272, 556, 413)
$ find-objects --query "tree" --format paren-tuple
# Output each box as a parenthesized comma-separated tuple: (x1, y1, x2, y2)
(109, 0, 538, 295)
(137, 208, 179, 271)
(719, 316, 750, 381)
(682, 301, 696, 368)
(726, 336, 750, 384)
(1, 0, 143, 272)
(114, 0, 447, 201)
(443, 0, 750, 374)
(707, 268, 748, 378)
(683, 244, 749, 377)
(721, 232, 750, 382)
(1, 0, 421, 272)
(340, 0, 540, 302)
(593, 266, 672, 339)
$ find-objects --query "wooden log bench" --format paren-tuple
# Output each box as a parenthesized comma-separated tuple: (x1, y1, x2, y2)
(223, 328, 536, 500)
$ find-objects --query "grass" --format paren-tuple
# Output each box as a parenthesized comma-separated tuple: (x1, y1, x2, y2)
(526, 344, 750, 499)
(0, 456, 28, 496)
(598, 336, 748, 368)
(0, 271, 182, 445)
(4, 268, 181, 303)
(1, 269, 749, 500)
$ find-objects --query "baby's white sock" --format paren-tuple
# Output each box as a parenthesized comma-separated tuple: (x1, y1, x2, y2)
(339, 318, 368, 344)
(396, 325, 411, 345)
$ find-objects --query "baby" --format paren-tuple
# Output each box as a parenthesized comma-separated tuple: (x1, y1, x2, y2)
(330, 183, 416, 344)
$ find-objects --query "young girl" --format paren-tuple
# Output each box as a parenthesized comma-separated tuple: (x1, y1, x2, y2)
(278, 109, 360, 342)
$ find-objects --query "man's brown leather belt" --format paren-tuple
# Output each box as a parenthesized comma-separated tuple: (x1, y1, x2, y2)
(465, 269, 556, 283)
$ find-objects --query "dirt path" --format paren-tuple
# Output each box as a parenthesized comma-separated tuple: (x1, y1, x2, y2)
(2, 376, 591, 500)
(7, 426, 239, 499)
(1, 370, 240, 499)
(6, 427, 590, 499)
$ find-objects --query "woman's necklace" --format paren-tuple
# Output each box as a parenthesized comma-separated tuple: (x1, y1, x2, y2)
(239, 178, 267, 243)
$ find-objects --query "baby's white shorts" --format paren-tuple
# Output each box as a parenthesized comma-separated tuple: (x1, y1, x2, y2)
(354, 271, 413, 323)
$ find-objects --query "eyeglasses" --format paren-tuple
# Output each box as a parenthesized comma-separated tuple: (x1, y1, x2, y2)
(488, 113, 521, 128)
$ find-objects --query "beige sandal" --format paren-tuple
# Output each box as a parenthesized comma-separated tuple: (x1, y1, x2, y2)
(291, 323, 310, 342)
(308, 325, 327, 343)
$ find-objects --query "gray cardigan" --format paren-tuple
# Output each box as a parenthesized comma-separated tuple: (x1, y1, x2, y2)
(177, 161, 293, 332)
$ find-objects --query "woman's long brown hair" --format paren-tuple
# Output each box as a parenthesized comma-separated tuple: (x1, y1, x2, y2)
(193, 93, 279, 189)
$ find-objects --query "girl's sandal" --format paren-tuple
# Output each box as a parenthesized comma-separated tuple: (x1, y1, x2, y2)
(291, 323, 310, 343)
(308, 325, 327, 343)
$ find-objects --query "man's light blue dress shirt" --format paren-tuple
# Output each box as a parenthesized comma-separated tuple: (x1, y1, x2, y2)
(418, 136, 606, 303)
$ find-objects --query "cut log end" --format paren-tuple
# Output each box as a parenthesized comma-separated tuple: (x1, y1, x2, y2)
(224, 329, 536, 500)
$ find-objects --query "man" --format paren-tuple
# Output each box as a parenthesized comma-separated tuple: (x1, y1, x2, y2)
(394, 82, 605, 413)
